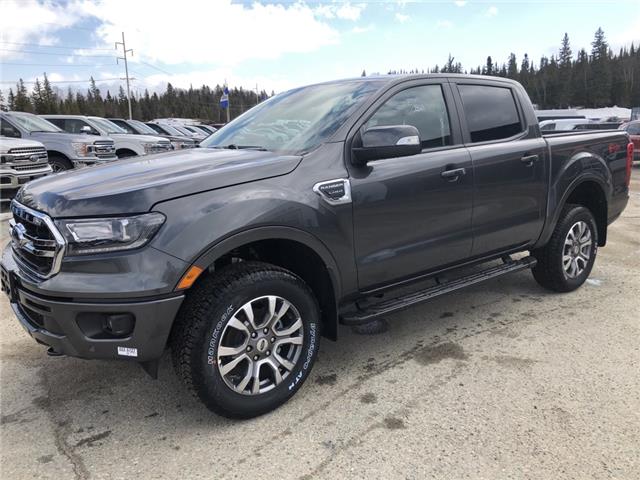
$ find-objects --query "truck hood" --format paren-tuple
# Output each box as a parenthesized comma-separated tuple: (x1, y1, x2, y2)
(0, 137, 44, 152)
(111, 133, 170, 144)
(29, 131, 114, 144)
(16, 148, 302, 217)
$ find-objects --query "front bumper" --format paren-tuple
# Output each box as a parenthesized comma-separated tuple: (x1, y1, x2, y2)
(1, 167, 52, 198)
(1, 247, 184, 361)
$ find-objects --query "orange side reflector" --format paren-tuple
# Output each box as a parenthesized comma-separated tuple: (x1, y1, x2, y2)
(176, 265, 204, 290)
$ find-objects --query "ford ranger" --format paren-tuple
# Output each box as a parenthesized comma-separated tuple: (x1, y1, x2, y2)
(1, 75, 633, 419)
(0, 111, 117, 171)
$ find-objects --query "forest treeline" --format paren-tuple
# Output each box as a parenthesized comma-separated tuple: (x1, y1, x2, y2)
(1, 28, 638, 122)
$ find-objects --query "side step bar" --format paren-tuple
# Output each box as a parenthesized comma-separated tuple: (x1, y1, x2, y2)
(341, 256, 537, 325)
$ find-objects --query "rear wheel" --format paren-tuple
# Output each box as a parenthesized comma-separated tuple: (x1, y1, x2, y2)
(171, 262, 320, 419)
(49, 155, 72, 172)
(532, 204, 598, 292)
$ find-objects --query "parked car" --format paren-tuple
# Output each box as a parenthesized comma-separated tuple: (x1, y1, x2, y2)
(143, 122, 197, 149)
(539, 119, 594, 131)
(43, 115, 173, 159)
(190, 124, 217, 135)
(0, 137, 52, 203)
(162, 123, 205, 142)
(619, 120, 640, 160)
(108, 118, 193, 150)
(0, 111, 116, 171)
(2, 75, 633, 419)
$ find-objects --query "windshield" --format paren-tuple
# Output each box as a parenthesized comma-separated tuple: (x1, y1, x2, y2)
(157, 124, 182, 136)
(9, 113, 61, 133)
(89, 117, 127, 134)
(173, 125, 195, 136)
(129, 119, 158, 135)
(201, 80, 383, 153)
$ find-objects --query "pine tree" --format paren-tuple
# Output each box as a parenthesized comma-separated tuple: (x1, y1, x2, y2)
(14, 79, 32, 112)
(590, 27, 612, 107)
(507, 53, 518, 79)
(7, 89, 16, 111)
(558, 34, 573, 107)
(0, 90, 5, 112)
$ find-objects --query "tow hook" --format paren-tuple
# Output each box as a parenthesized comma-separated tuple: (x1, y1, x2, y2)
(46, 347, 64, 357)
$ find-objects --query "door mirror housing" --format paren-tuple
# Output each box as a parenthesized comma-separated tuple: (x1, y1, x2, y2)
(352, 125, 421, 165)
(80, 125, 95, 134)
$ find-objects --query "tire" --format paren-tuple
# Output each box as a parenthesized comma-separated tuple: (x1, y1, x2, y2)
(116, 150, 136, 159)
(171, 261, 321, 419)
(49, 155, 72, 172)
(531, 204, 598, 292)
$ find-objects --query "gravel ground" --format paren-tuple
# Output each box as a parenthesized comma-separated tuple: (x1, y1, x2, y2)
(1, 168, 639, 480)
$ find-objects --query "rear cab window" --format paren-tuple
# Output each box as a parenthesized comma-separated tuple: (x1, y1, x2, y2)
(458, 84, 523, 143)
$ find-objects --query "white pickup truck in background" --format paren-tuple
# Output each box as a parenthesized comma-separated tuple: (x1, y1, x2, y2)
(0, 137, 52, 203)
(43, 115, 173, 159)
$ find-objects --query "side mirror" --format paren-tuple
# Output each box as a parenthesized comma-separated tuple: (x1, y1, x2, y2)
(352, 125, 421, 165)
(80, 125, 95, 134)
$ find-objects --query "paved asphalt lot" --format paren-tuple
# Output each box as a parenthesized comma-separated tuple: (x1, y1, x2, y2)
(1, 167, 639, 480)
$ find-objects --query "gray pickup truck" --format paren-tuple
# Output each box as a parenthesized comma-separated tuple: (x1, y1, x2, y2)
(1, 75, 632, 419)
(0, 111, 117, 171)
(0, 137, 52, 203)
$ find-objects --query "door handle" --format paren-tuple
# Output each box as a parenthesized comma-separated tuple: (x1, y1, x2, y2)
(440, 167, 466, 181)
(521, 154, 539, 167)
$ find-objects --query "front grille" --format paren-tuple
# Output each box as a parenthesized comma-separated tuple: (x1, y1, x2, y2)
(11, 163, 48, 172)
(93, 141, 116, 158)
(9, 201, 65, 279)
(8, 147, 46, 155)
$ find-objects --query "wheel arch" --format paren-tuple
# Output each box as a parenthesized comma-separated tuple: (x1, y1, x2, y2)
(46, 150, 69, 160)
(191, 227, 342, 340)
(116, 147, 138, 158)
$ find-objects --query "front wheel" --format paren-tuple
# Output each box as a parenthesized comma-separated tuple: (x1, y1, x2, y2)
(49, 155, 72, 172)
(532, 204, 598, 292)
(171, 262, 320, 419)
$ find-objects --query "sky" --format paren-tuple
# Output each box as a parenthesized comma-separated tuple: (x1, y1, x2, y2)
(1, 0, 639, 98)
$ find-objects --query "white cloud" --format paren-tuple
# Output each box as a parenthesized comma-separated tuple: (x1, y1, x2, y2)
(75, 0, 339, 66)
(0, 0, 85, 59)
(352, 24, 374, 34)
(454, 0, 467, 6)
(436, 20, 454, 29)
(485, 6, 498, 17)
(314, 3, 365, 21)
(395, 13, 410, 23)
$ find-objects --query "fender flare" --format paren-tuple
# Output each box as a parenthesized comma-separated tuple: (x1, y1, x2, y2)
(535, 157, 611, 249)
(192, 226, 343, 301)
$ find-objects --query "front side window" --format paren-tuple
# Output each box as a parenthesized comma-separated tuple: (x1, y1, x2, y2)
(365, 85, 452, 149)
(65, 118, 98, 135)
(111, 119, 136, 134)
(458, 85, 523, 142)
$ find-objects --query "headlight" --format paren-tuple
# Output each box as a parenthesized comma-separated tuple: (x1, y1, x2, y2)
(142, 142, 171, 154)
(71, 142, 94, 158)
(55, 212, 165, 255)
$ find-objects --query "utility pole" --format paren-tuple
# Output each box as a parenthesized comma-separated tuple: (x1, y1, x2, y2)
(115, 32, 133, 120)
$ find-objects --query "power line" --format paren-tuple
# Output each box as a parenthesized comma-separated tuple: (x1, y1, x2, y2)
(0, 77, 126, 85)
(139, 60, 172, 76)
(1, 62, 117, 67)
(0, 48, 117, 58)
(0, 41, 113, 51)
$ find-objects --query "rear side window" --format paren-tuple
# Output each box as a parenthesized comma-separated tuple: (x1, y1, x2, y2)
(365, 85, 452, 149)
(458, 85, 522, 142)
(627, 123, 640, 135)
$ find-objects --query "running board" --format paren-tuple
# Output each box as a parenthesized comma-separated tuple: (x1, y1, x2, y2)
(341, 256, 537, 325)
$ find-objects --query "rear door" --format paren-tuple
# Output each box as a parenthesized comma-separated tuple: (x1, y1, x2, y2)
(348, 80, 474, 290)
(451, 80, 548, 257)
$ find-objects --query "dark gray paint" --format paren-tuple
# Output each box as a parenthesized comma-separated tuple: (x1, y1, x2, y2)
(2, 74, 631, 363)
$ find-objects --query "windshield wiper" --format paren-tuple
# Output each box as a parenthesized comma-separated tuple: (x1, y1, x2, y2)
(217, 144, 268, 151)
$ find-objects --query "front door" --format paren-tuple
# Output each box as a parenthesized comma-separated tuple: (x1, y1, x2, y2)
(349, 82, 474, 291)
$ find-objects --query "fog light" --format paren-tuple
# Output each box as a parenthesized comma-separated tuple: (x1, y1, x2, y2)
(104, 313, 135, 336)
